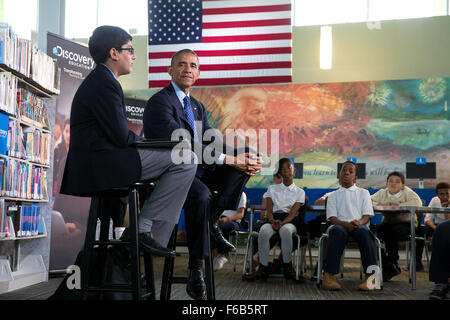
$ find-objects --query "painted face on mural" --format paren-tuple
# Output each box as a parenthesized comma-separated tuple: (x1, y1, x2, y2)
(226, 87, 268, 130)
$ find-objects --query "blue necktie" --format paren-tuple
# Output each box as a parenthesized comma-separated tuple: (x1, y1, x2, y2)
(183, 95, 198, 142)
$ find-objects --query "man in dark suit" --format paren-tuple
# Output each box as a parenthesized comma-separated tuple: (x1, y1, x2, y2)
(60, 26, 196, 257)
(144, 49, 263, 300)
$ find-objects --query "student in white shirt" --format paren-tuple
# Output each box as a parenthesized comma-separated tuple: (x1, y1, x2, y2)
(255, 158, 305, 281)
(322, 161, 378, 291)
(212, 192, 247, 271)
(416, 182, 450, 276)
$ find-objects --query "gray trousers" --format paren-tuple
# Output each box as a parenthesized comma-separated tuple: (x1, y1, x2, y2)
(137, 148, 196, 246)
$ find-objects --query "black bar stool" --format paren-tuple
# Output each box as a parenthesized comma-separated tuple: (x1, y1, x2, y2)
(160, 223, 215, 300)
(80, 181, 156, 300)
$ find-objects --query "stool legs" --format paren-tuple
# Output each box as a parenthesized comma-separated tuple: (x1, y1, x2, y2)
(81, 187, 156, 300)
(204, 222, 216, 300)
(160, 225, 216, 300)
(81, 197, 100, 299)
(128, 187, 142, 300)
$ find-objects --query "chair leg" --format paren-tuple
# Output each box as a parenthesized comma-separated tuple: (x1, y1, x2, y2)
(295, 235, 300, 280)
(233, 233, 239, 272)
(160, 226, 177, 300)
(425, 241, 430, 270)
(143, 252, 156, 300)
(81, 197, 101, 299)
(317, 235, 325, 287)
(128, 188, 142, 300)
(204, 223, 216, 300)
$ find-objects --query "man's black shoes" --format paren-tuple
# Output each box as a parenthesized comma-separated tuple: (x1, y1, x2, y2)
(429, 283, 450, 300)
(120, 228, 175, 257)
(210, 220, 236, 252)
(186, 267, 207, 300)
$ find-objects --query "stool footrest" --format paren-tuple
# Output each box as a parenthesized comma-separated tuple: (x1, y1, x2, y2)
(85, 285, 134, 293)
(93, 240, 131, 246)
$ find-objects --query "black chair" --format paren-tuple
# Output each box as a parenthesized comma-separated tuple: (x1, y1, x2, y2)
(80, 181, 156, 300)
(160, 223, 215, 300)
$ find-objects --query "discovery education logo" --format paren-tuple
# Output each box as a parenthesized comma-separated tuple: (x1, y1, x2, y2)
(52, 45, 95, 70)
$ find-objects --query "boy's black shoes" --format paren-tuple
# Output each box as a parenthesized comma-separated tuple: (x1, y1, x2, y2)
(382, 262, 401, 282)
(255, 263, 269, 282)
(429, 283, 450, 300)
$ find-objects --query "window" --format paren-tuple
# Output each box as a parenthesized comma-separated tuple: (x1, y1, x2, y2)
(294, 0, 449, 27)
(65, 0, 148, 39)
(368, 0, 447, 21)
(1, 0, 38, 39)
(294, 0, 368, 26)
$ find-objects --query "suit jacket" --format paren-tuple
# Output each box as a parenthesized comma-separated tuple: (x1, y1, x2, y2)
(143, 83, 229, 163)
(144, 84, 250, 210)
(60, 64, 142, 196)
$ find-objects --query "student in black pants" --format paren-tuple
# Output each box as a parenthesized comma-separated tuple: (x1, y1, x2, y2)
(429, 219, 450, 300)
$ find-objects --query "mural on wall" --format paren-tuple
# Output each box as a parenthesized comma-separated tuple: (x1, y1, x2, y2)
(190, 77, 450, 189)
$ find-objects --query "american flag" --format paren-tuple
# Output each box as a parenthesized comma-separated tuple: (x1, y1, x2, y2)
(147, 0, 292, 88)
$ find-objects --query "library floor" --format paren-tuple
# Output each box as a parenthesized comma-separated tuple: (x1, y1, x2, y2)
(0, 249, 434, 300)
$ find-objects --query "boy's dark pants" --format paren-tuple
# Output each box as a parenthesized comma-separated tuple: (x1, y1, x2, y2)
(429, 220, 450, 284)
(377, 222, 410, 267)
(324, 224, 377, 274)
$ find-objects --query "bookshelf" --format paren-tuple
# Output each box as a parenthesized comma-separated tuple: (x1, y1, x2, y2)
(0, 23, 58, 294)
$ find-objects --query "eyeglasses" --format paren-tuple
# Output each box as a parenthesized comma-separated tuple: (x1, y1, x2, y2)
(117, 46, 135, 55)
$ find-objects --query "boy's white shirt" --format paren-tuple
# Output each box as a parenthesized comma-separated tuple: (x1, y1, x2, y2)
(326, 184, 374, 225)
(425, 196, 448, 224)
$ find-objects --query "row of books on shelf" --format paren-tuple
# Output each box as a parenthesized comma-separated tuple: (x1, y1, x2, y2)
(0, 71, 50, 128)
(0, 200, 43, 239)
(17, 87, 50, 127)
(0, 22, 58, 93)
(0, 112, 51, 165)
(0, 70, 17, 115)
(0, 157, 48, 200)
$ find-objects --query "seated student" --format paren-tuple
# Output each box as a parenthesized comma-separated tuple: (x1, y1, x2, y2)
(322, 161, 378, 291)
(371, 171, 422, 281)
(252, 173, 282, 263)
(255, 158, 305, 281)
(428, 219, 450, 300)
(415, 182, 450, 272)
(212, 192, 247, 271)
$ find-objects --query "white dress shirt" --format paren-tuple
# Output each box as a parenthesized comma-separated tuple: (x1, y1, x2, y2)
(425, 196, 449, 224)
(326, 184, 374, 224)
(221, 192, 247, 223)
(265, 182, 305, 213)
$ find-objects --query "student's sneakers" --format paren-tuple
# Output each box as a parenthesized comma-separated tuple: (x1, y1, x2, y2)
(429, 283, 450, 300)
(382, 263, 401, 282)
(255, 263, 269, 282)
(269, 258, 283, 274)
(321, 272, 341, 290)
(213, 255, 228, 271)
(402, 262, 425, 272)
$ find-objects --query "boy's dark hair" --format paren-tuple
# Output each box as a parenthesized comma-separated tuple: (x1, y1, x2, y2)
(387, 171, 405, 184)
(276, 158, 293, 175)
(436, 182, 450, 192)
(88, 25, 132, 64)
(341, 160, 358, 175)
